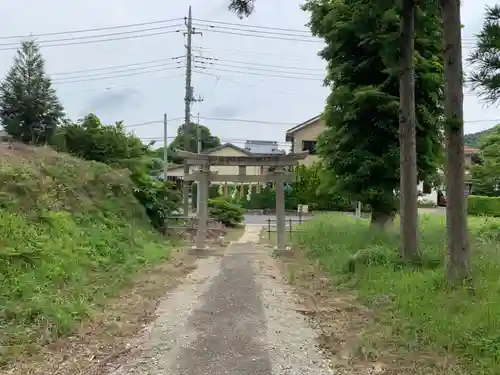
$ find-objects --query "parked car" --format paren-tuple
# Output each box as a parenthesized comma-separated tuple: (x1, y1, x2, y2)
(437, 190, 446, 207)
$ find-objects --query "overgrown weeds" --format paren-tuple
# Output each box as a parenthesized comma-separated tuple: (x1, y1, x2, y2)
(295, 213, 500, 374)
(0, 144, 174, 365)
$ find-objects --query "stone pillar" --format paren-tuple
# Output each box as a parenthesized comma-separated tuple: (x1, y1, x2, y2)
(195, 168, 209, 250)
(275, 168, 286, 251)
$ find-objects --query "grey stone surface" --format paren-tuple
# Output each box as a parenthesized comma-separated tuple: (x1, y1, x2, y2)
(172, 243, 272, 374)
(111, 225, 332, 375)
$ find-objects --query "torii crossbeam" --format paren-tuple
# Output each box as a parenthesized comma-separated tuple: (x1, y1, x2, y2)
(174, 150, 308, 251)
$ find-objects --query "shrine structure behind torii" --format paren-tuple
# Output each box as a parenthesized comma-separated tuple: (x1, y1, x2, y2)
(174, 150, 308, 251)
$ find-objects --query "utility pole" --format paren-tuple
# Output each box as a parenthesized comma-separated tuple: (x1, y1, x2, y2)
(163, 113, 168, 181)
(182, 6, 203, 216)
(196, 112, 202, 212)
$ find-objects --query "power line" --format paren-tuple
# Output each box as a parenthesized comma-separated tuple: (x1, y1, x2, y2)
(0, 24, 183, 47)
(124, 118, 184, 128)
(55, 74, 185, 95)
(0, 18, 184, 40)
(195, 70, 298, 96)
(192, 18, 314, 34)
(193, 66, 325, 81)
(194, 27, 323, 43)
(193, 46, 308, 61)
(0, 29, 183, 51)
(199, 117, 297, 125)
(194, 55, 325, 72)
(193, 23, 320, 40)
(51, 61, 183, 81)
(52, 67, 183, 84)
(194, 60, 324, 77)
(126, 116, 500, 133)
(50, 56, 184, 76)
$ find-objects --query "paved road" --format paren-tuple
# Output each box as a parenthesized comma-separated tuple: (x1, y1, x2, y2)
(244, 207, 446, 225)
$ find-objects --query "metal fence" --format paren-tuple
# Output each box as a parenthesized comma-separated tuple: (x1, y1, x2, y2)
(165, 216, 223, 235)
(265, 217, 305, 241)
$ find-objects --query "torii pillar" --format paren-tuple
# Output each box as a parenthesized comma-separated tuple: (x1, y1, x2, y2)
(175, 150, 308, 251)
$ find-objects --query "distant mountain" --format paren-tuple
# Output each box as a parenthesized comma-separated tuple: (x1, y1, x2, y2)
(464, 127, 497, 148)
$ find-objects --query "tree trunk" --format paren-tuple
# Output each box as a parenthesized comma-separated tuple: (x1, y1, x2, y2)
(442, 0, 472, 284)
(399, 0, 420, 262)
(370, 210, 395, 230)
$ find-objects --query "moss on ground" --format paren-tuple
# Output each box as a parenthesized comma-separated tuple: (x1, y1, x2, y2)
(0, 143, 173, 364)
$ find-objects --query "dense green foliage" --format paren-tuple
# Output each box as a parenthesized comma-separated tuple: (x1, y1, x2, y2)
(0, 40, 64, 144)
(192, 164, 359, 212)
(52, 114, 147, 166)
(52, 113, 181, 231)
(471, 125, 500, 196)
(468, 195, 500, 217)
(464, 128, 495, 148)
(469, 5, 500, 104)
(208, 198, 244, 227)
(0, 145, 173, 363)
(295, 213, 500, 373)
(168, 123, 221, 164)
(303, 0, 443, 219)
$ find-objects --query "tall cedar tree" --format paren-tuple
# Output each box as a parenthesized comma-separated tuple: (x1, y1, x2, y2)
(442, 0, 471, 284)
(399, 0, 419, 260)
(302, 0, 443, 227)
(469, 5, 500, 105)
(0, 40, 64, 144)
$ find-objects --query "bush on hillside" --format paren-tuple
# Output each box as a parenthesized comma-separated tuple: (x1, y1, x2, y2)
(0, 144, 172, 364)
(131, 172, 181, 231)
(208, 198, 244, 227)
(295, 213, 500, 374)
(52, 113, 180, 230)
(468, 195, 500, 217)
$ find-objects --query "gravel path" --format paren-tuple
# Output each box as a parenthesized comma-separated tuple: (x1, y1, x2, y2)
(111, 225, 333, 375)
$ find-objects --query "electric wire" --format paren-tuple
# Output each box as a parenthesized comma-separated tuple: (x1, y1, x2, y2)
(0, 18, 184, 40)
(194, 55, 325, 72)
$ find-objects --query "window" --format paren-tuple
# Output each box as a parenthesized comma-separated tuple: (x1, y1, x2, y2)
(302, 140, 317, 155)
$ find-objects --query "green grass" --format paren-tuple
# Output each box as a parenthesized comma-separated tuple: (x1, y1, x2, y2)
(295, 213, 500, 374)
(0, 144, 174, 364)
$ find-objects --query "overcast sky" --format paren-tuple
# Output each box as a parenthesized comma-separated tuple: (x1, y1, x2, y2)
(0, 0, 498, 149)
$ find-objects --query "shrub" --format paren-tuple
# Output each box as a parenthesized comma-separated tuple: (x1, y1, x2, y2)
(130, 172, 181, 231)
(208, 198, 244, 227)
(468, 195, 500, 217)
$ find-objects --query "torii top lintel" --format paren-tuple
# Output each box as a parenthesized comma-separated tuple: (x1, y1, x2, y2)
(174, 150, 309, 167)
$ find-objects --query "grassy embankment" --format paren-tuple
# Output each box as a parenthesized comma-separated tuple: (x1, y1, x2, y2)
(0, 144, 175, 364)
(294, 213, 500, 374)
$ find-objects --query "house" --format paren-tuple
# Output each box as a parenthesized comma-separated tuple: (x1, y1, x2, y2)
(418, 146, 479, 204)
(286, 114, 479, 204)
(285, 115, 325, 166)
(244, 140, 285, 155)
(166, 141, 284, 182)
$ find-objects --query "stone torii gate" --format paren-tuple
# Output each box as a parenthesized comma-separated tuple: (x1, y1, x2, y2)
(175, 150, 308, 251)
